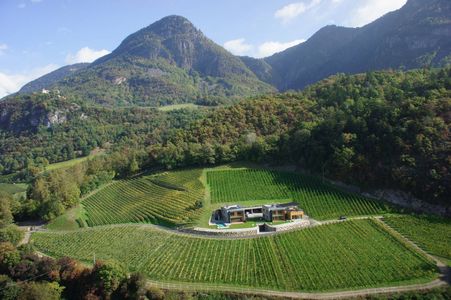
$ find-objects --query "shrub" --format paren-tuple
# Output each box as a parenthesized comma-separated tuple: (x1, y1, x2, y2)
(0, 225, 24, 246)
(147, 286, 165, 300)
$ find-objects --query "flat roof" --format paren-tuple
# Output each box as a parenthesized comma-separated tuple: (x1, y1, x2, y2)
(222, 205, 263, 212)
(223, 202, 301, 212)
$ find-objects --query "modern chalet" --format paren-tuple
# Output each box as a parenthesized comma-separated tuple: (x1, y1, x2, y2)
(217, 202, 304, 224)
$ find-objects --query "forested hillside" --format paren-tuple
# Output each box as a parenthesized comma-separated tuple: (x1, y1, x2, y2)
(1, 68, 448, 224)
(0, 92, 205, 178)
(18, 63, 89, 94)
(154, 68, 450, 205)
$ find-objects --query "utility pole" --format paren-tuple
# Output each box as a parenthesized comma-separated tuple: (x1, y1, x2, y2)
(93, 253, 96, 265)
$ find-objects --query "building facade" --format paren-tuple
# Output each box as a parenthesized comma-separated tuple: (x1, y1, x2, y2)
(218, 203, 304, 224)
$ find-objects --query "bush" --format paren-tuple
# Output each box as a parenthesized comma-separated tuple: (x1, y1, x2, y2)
(0, 225, 24, 246)
(0, 274, 21, 300)
(17, 281, 64, 300)
(118, 272, 148, 299)
(147, 287, 165, 300)
(93, 259, 127, 296)
(0, 243, 20, 273)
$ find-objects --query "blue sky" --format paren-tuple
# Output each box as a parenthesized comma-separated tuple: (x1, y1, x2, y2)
(0, 0, 407, 97)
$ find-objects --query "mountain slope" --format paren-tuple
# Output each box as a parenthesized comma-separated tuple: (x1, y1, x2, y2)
(18, 63, 89, 94)
(263, 0, 451, 90)
(51, 16, 274, 106)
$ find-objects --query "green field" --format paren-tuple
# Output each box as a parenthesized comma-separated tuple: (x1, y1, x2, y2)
(207, 169, 388, 220)
(32, 219, 437, 292)
(157, 103, 201, 111)
(0, 183, 28, 195)
(383, 214, 451, 260)
(44, 149, 105, 172)
(82, 169, 204, 227)
(44, 156, 92, 172)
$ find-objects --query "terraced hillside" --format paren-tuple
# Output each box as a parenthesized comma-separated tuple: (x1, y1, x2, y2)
(207, 169, 388, 220)
(32, 219, 437, 292)
(82, 169, 204, 227)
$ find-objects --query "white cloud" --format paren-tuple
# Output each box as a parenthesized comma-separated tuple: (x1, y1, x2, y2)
(349, 0, 407, 27)
(0, 64, 59, 98)
(0, 44, 7, 56)
(223, 39, 254, 56)
(65, 47, 110, 64)
(257, 39, 306, 58)
(224, 38, 305, 58)
(17, 3, 26, 8)
(275, 0, 321, 23)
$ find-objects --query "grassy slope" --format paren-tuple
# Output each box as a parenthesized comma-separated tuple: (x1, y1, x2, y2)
(44, 156, 91, 172)
(32, 219, 437, 292)
(0, 183, 28, 195)
(43, 149, 105, 173)
(157, 103, 200, 111)
(46, 206, 89, 231)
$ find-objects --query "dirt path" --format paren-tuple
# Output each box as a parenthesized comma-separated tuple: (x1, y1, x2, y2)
(18, 225, 46, 246)
(147, 277, 447, 299)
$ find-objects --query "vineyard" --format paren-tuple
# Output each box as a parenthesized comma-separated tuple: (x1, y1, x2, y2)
(32, 219, 437, 292)
(207, 169, 388, 220)
(82, 169, 204, 227)
(383, 214, 451, 260)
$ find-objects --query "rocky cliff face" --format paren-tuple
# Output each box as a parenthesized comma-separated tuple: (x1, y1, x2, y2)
(0, 96, 80, 132)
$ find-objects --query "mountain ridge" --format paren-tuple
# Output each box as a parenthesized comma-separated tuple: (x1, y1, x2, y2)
(261, 0, 451, 90)
(39, 15, 274, 106)
(11, 0, 451, 104)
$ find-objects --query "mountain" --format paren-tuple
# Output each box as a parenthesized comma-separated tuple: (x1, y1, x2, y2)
(18, 63, 89, 94)
(12, 0, 450, 104)
(258, 0, 451, 90)
(44, 16, 274, 106)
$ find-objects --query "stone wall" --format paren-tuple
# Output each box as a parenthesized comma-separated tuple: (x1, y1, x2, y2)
(185, 226, 259, 237)
(266, 219, 311, 232)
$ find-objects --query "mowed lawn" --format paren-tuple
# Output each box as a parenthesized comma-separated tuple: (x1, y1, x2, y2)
(32, 219, 437, 292)
(207, 169, 389, 220)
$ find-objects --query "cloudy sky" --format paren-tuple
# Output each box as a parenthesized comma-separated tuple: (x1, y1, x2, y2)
(0, 0, 408, 97)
